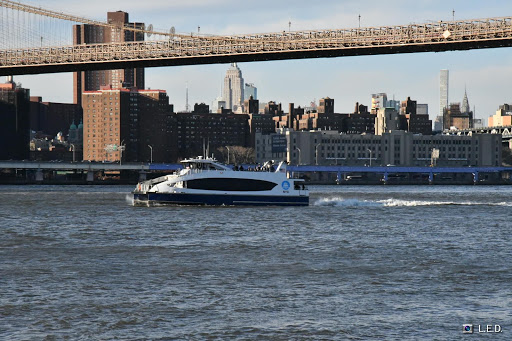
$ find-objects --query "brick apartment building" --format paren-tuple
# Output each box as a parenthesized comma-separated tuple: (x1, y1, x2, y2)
(82, 87, 175, 163)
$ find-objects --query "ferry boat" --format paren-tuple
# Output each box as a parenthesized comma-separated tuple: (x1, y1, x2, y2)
(133, 157, 309, 206)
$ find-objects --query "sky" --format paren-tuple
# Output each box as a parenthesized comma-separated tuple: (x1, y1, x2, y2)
(9, 0, 512, 121)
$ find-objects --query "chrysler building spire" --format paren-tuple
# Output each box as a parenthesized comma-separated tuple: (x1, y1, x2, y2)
(461, 86, 470, 114)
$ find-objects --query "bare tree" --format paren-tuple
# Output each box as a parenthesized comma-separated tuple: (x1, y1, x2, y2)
(217, 146, 254, 164)
(216, 147, 229, 163)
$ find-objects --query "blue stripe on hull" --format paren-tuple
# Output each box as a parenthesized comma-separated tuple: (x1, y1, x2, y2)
(134, 193, 309, 206)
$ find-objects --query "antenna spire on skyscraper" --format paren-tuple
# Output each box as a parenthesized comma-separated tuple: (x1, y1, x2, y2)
(185, 82, 190, 112)
(461, 84, 470, 114)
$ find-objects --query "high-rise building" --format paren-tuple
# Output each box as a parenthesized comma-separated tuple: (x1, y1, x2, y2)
(318, 97, 334, 114)
(222, 63, 244, 111)
(443, 103, 473, 130)
(345, 102, 375, 134)
(264, 101, 283, 116)
(400, 98, 432, 135)
(375, 107, 401, 135)
(400, 97, 417, 116)
(29, 97, 82, 138)
(0, 79, 30, 160)
(473, 118, 483, 128)
(488, 104, 512, 127)
(248, 113, 275, 147)
(193, 103, 209, 114)
(387, 99, 401, 112)
(244, 83, 257, 101)
(73, 11, 145, 106)
(440, 69, 449, 117)
(433, 115, 444, 131)
(211, 96, 226, 113)
(417, 104, 428, 116)
(176, 112, 250, 159)
(243, 96, 259, 115)
(371, 93, 388, 112)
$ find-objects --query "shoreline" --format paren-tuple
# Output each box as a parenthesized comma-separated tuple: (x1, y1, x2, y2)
(1, 180, 511, 186)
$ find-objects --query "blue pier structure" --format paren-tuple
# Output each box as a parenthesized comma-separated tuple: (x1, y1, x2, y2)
(286, 165, 512, 185)
(147, 164, 510, 185)
(1, 161, 512, 184)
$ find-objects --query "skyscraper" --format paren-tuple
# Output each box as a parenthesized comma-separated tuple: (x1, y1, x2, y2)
(371, 93, 388, 111)
(73, 11, 145, 106)
(211, 96, 226, 113)
(222, 63, 244, 111)
(440, 70, 449, 116)
(244, 83, 257, 101)
(0, 79, 30, 160)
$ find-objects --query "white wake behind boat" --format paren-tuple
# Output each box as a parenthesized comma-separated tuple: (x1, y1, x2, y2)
(133, 157, 309, 206)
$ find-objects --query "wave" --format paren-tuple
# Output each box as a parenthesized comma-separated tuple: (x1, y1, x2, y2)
(315, 198, 383, 207)
(125, 194, 134, 206)
(314, 197, 512, 207)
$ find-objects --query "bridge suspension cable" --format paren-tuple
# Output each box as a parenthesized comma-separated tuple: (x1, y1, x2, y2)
(0, 0, 254, 42)
(0, 0, 175, 37)
(1, 0, 77, 50)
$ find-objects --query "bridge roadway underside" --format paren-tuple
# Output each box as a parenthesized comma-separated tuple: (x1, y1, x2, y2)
(3, 38, 512, 76)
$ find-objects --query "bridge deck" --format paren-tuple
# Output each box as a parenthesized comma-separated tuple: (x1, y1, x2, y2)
(2, 16, 512, 75)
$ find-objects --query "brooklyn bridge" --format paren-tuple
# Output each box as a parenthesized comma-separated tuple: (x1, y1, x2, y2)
(1, 0, 512, 76)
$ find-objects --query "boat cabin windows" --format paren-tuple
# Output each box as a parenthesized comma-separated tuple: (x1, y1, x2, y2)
(185, 178, 277, 192)
(183, 162, 225, 171)
(294, 181, 306, 190)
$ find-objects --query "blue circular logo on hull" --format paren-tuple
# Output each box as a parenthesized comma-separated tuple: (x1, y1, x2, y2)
(282, 181, 290, 190)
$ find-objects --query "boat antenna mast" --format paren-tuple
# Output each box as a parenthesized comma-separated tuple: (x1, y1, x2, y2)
(202, 138, 205, 158)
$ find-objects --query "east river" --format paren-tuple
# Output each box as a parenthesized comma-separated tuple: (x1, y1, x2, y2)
(1, 185, 511, 340)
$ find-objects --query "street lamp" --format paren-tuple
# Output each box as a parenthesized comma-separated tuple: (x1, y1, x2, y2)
(367, 148, 372, 167)
(315, 143, 322, 165)
(226, 146, 230, 164)
(296, 147, 301, 165)
(148, 145, 153, 164)
(70, 144, 75, 163)
(119, 140, 125, 166)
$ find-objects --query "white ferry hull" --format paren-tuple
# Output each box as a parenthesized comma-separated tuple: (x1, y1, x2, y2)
(132, 157, 309, 207)
(133, 192, 309, 206)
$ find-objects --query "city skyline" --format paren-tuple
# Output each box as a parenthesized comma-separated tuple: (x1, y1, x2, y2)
(11, 0, 512, 120)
